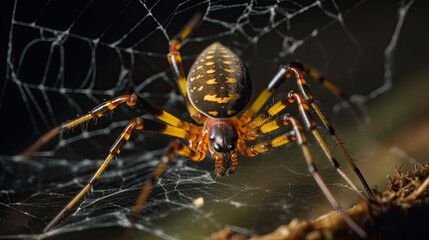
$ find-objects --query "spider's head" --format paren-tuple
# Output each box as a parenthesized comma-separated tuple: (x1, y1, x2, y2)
(206, 118, 239, 176)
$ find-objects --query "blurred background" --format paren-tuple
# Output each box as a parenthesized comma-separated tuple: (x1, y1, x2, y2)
(0, 0, 428, 239)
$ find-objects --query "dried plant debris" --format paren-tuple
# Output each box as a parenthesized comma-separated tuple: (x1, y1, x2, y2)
(386, 164, 429, 202)
(206, 164, 429, 240)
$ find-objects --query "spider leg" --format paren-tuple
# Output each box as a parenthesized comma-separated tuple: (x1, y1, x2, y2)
(43, 117, 201, 233)
(19, 94, 199, 159)
(240, 61, 361, 124)
(241, 64, 373, 197)
(243, 89, 371, 197)
(241, 91, 366, 199)
(241, 92, 294, 136)
(240, 66, 288, 124)
(289, 61, 362, 119)
(167, 13, 207, 124)
(126, 139, 207, 239)
(287, 66, 374, 198)
(238, 114, 367, 239)
(20, 95, 132, 159)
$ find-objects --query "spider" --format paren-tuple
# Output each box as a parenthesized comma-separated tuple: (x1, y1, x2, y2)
(21, 13, 373, 239)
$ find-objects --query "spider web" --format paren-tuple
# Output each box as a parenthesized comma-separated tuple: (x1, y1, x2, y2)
(0, 0, 421, 239)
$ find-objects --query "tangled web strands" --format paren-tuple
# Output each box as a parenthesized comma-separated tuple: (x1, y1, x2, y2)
(0, 0, 416, 239)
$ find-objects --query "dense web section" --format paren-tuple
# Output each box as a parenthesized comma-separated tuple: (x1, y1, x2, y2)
(0, 0, 416, 239)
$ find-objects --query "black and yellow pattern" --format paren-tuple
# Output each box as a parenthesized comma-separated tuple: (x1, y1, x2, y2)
(31, 13, 372, 238)
(187, 42, 251, 119)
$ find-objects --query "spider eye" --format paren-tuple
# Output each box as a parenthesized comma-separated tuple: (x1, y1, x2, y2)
(228, 143, 236, 151)
(213, 143, 223, 152)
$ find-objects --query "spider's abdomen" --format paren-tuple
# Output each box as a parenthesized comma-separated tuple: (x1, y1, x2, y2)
(187, 42, 251, 119)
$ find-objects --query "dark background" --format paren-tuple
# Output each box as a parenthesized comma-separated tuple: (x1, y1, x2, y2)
(1, 0, 429, 239)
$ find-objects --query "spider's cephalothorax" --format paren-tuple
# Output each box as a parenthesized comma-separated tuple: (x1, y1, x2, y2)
(205, 117, 239, 176)
(27, 13, 373, 239)
(187, 42, 251, 119)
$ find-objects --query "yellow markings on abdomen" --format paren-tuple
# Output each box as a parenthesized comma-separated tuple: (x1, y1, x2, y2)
(206, 79, 217, 84)
(204, 93, 241, 103)
(186, 42, 251, 118)
(225, 77, 236, 83)
(208, 111, 218, 116)
(227, 110, 237, 115)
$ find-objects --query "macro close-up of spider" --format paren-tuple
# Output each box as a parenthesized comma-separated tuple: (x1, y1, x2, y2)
(18, 13, 373, 239)
(2, 0, 429, 240)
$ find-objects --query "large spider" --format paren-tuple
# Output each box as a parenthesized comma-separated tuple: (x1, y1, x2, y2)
(21, 14, 373, 239)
